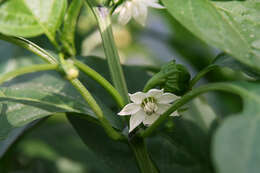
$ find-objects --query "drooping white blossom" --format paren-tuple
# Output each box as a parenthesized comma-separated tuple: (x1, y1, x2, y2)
(118, 89, 179, 132)
(113, 0, 165, 26)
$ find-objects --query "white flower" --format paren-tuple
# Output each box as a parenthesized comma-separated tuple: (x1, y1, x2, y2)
(118, 89, 179, 132)
(113, 0, 165, 26)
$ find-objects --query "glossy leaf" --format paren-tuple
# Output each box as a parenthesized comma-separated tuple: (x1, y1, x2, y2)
(68, 115, 138, 173)
(0, 40, 44, 156)
(0, 120, 40, 158)
(148, 97, 217, 173)
(0, 0, 67, 37)
(213, 81, 260, 173)
(213, 53, 260, 79)
(0, 116, 110, 172)
(0, 56, 127, 143)
(162, 0, 260, 72)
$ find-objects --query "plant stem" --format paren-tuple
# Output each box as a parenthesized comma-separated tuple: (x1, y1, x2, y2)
(140, 82, 242, 137)
(143, 72, 165, 92)
(69, 78, 125, 140)
(189, 65, 218, 88)
(74, 60, 125, 108)
(90, 5, 129, 103)
(129, 137, 159, 173)
(0, 64, 58, 85)
(0, 34, 58, 64)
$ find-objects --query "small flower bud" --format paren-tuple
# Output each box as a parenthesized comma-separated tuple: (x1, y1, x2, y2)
(144, 60, 191, 96)
(66, 68, 79, 80)
(162, 61, 191, 96)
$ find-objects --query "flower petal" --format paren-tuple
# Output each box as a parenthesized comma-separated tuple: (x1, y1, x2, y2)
(143, 113, 160, 125)
(129, 92, 146, 104)
(145, 1, 165, 9)
(129, 110, 146, 132)
(118, 3, 132, 25)
(146, 89, 163, 99)
(157, 103, 171, 114)
(157, 93, 179, 104)
(170, 111, 179, 117)
(118, 103, 140, 116)
(132, 1, 147, 26)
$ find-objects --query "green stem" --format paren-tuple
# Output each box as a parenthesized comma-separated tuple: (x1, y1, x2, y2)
(143, 72, 165, 92)
(129, 137, 159, 173)
(74, 60, 125, 108)
(90, 5, 129, 103)
(69, 78, 125, 140)
(0, 34, 58, 64)
(189, 65, 218, 88)
(0, 64, 58, 85)
(140, 82, 241, 137)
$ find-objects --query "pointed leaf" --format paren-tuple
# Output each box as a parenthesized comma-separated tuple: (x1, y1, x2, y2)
(0, 0, 67, 37)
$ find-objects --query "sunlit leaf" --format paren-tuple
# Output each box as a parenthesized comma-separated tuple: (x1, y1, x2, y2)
(0, 0, 67, 37)
(162, 0, 260, 72)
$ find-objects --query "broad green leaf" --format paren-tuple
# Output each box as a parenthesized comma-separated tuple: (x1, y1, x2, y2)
(0, 69, 123, 140)
(0, 40, 44, 156)
(213, 53, 260, 79)
(148, 97, 217, 173)
(213, 81, 260, 173)
(68, 115, 138, 173)
(0, 120, 40, 158)
(0, 116, 109, 173)
(0, 71, 90, 140)
(0, 56, 127, 143)
(61, 0, 83, 56)
(162, 0, 260, 72)
(0, 0, 67, 37)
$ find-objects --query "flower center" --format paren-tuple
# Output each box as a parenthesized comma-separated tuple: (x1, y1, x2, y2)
(141, 97, 158, 115)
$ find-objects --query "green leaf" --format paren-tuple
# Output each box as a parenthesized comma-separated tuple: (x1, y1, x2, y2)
(0, 120, 40, 158)
(162, 0, 260, 72)
(1, 116, 110, 172)
(213, 81, 260, 173)
(0, 55, 124, 155)
(61, 0, 83, 56)
(0, 69, 123, 137)
(0, 0, 67, 38)
(68, 115, 138, 173)
(0, 40, 44, 156)
(213, 53, 260, 79)
(147, 97, 217, 173)
(0, 71, 91, 140)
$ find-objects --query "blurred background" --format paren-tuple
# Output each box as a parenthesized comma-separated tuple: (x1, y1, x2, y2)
(0, 3, 244, 173)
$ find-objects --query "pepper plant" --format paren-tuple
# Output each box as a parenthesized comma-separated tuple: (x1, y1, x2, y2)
(0, 0, 260, 173)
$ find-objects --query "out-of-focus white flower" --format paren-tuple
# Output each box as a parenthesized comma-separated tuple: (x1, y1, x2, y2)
(118, 89, 179, 132)
(113, 0, 165, 26)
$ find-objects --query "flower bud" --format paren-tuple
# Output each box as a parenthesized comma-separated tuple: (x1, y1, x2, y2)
(161, 61, 191, 96)
(66, 68, 79, 80)
(144, 60, 191, 96)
